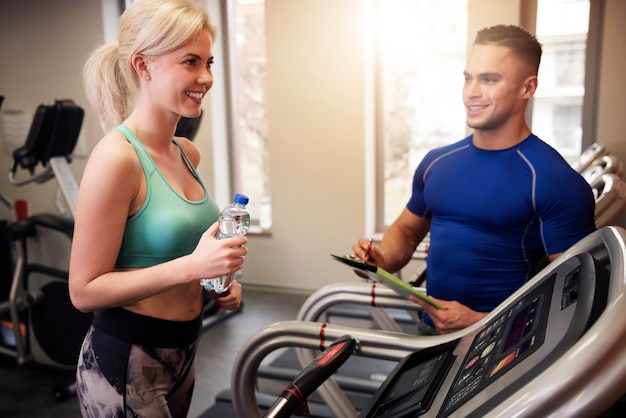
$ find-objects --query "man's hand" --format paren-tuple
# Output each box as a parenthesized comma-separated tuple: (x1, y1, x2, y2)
(409, 295, 487, 334)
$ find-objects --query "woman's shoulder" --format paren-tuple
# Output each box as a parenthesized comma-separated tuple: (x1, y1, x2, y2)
(86, 130, 143, 182)
(78, 130, 145, 213)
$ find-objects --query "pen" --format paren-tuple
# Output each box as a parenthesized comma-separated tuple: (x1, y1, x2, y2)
(363, 237, 374, 259)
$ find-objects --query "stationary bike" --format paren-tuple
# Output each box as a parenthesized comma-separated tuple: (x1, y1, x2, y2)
(0, 98, 92, 400)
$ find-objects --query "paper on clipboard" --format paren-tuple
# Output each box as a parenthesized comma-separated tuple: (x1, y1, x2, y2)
(330, 254, 446, 310)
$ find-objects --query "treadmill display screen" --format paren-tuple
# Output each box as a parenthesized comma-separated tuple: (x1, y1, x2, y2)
(367, 343, 457, 418)
(503, 303, 534, 353)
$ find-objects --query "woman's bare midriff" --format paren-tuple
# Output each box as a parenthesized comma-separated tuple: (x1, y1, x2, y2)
(122, 277, 203, 322)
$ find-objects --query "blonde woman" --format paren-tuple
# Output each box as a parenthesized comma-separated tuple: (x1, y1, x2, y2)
(69, 0, 245, 416)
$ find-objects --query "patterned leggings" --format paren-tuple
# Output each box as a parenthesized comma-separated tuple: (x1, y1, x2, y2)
(76, 308, 201, 418)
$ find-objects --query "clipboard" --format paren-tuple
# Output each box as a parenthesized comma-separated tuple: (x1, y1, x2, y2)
(330, 254, 446, 310)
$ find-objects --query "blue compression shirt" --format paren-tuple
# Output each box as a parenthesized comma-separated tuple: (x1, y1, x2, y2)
(408, 134, 596, 321)
(114, 125, 220, 268)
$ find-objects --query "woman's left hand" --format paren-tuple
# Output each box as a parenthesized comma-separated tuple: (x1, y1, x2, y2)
(213, 279, 242, 311)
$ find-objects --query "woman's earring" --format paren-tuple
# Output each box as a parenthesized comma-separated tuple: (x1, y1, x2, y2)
(145, 76, 150, 80)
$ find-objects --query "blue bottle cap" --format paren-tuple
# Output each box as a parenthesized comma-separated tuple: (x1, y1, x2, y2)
(234, 193, 249, 205)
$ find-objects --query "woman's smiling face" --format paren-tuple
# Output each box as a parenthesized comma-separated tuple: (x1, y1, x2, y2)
(146, 28, 214, 119)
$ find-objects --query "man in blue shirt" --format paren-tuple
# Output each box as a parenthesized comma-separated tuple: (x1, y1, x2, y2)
(352, 24, 596, 335)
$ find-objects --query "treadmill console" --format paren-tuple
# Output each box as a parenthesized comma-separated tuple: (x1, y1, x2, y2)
(360, 253, 608, 418)
(438, 274, 554, 417)
(364, 342, 456, 417)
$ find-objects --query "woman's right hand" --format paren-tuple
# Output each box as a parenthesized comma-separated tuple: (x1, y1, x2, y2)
(189, 222, 248, 281)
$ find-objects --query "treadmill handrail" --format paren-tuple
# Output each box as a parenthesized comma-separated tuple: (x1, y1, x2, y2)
(297, 282, 424, 322)
(293, 282, 428, 413)
(231, 320, 461, 418)
(264, 335, 357, 418)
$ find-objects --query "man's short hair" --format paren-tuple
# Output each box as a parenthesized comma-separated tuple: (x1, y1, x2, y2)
(474, 24, 543, 75)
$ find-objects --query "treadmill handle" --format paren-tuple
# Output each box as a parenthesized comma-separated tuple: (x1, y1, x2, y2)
(263, 334, 358, 418)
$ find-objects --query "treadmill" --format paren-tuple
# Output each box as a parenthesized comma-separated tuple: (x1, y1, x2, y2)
(229, 226, 626, 418)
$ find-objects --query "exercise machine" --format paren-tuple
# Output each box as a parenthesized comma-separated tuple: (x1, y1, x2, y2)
(202, 226, 626, 417)
(581, 154, 624, 185)
(0, 99, 91, 400)
(592, 173, 626, 228)
(358, 226, 626, 417)
(571, 142, 610, 173)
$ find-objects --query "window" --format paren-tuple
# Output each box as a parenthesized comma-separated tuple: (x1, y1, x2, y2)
(532, 0, 590, 162)
(211, 0, 270, 231)
(229, 0, 270, 229)
(374, 0, 468, 228)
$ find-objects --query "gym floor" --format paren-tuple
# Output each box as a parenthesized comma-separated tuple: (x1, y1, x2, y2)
(0, 286, 308, 418)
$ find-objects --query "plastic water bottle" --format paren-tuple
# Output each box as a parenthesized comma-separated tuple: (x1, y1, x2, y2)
(200, 194, 250, 295)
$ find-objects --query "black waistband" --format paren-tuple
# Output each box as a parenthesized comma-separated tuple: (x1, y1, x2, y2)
(93, 307, 202, 348)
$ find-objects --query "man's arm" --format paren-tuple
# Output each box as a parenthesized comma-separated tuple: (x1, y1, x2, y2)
(353, 208, 430, 273)
(381, 208, 431, 272)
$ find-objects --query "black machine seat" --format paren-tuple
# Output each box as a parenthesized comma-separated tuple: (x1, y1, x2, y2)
(11, 99, 84, 175)
(175, 111, 203, 141)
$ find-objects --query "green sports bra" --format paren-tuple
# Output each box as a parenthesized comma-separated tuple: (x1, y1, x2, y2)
(114, 125, 220, 268)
